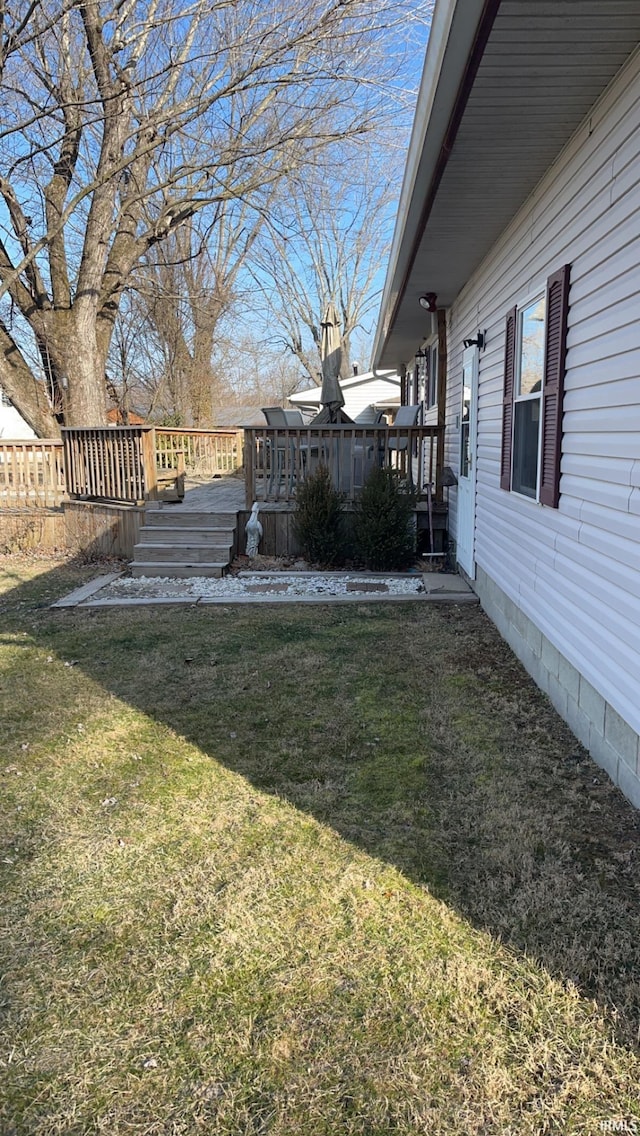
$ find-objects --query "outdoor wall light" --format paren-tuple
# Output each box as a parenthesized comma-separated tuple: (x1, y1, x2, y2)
(463, 331, 486, 350)
(418, 292, 438, 312)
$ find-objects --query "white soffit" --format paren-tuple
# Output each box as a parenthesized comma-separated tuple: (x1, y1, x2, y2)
(374, 0, 640, 369)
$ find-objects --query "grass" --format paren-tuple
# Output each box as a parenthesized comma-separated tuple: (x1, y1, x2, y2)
(1, 554, 640, 1134)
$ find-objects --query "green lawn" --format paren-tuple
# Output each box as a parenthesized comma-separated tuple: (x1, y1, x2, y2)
(1, 556, 640, 1135)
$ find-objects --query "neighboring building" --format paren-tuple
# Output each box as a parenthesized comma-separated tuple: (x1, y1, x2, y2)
(1, 393, 147, 433)
(374, 2, 640, 806)
(0, 388, 36, 439)
(214, 407, 269, 428)
(107, 408, 146, 425)
(289, 370, 401, 422)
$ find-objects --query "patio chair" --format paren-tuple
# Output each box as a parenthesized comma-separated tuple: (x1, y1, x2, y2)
(387, 404, 421, 453)
(353, 406, 387, 426)
(262, 407, 305, 495)
(386, 404, 422, 490)
(262, 406, 289, 428)
(284, 408, 322, 486)
(350, 408, 387, 487)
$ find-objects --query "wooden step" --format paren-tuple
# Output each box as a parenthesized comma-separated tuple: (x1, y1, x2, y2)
(138, 525, 235, 545)
(133, 542, 233, 564)
(144, 509, 236, 528)
(130, 562, 227, 579)
(133, 502, 239, 577)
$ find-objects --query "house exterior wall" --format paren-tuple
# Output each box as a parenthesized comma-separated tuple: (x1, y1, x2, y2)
(0, 395, 36, 439)
(290, 374, 401, 421)
(445, 46, 640, 803)
(341, 375, 401, 421)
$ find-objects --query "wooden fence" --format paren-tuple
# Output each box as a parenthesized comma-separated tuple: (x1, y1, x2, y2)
(243, 425, 443, 506)
(0, 440, 66, 507)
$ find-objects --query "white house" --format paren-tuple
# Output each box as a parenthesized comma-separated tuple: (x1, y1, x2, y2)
(288, 369, 401, 422)
(0, 388, 36, 439)
(374, 1, 640, 806)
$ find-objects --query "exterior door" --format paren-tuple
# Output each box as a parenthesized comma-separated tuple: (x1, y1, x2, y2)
(456, 345, 479, 578)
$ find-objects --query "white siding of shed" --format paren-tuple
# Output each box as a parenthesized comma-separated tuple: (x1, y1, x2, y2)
(341, 375, 401, 421)
(290, 373, 401, 422)
(446, 45, 640, 738)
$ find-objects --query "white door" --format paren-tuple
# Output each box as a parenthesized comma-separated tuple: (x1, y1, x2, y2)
(456, 345, 479, 578)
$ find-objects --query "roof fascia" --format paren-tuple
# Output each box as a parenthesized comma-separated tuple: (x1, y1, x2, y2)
(372, 0, 499, 368)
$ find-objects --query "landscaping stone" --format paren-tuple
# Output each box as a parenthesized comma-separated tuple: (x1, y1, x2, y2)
(53, 567, 476, 607)
(346, 581, 389, 593)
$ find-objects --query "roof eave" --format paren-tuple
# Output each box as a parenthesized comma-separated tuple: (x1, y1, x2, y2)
(372, 0, 493, 369)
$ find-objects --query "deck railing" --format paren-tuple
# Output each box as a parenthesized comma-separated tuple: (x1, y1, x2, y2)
(3, 426, 441, 510)
(155, 427, 242, 477)
(62, 425, 244, 504)
(0, 440, 66, 508)
(244, 425, 444, 507)
(62, 426, 156, 503)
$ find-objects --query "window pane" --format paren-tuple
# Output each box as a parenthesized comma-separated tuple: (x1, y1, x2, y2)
(518, 296, 546, 396)
(460, 381, 470, 478)
(512, 399, 540, 497)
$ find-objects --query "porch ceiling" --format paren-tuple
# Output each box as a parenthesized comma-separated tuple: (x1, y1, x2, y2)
(374, 0, 640, 369)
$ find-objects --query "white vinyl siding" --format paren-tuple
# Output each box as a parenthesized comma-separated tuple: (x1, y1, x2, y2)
(446, 44, 640, 737)
(290, 373, 401, 422)
(338, 376, 400, 421)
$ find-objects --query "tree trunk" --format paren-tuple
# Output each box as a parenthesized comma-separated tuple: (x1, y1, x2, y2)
(63, 305, 108, 426)
(32, 305, 108, 428)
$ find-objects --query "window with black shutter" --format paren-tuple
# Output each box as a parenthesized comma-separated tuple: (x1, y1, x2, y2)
(500, 265, 570, 506)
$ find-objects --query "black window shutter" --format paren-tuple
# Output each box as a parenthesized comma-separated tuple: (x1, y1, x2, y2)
(540, 264, 570, 508)
(500, 306, 517, 490)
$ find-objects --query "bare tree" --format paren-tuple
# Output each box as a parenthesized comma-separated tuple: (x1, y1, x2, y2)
(0, 0, 418, 434)
(214, 332, 308, 411)
(246, 136, 407, 386)
(126, 199, 264, 426)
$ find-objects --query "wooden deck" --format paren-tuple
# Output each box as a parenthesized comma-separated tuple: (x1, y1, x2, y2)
(161, 476, 448, 518)
(0, 428, 448, 560)
(148, 475, 448, 559)
(152, 476, 247, 513)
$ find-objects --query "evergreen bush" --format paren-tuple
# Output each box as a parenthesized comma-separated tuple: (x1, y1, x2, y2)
(293, 463, 346, 567)
(353, 466, 416, 570)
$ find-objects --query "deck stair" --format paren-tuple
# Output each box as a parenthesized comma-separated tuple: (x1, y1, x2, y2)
(130, 506, 238, 578)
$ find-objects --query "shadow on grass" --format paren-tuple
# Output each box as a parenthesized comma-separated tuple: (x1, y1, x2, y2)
(2, 556, 640, 1052)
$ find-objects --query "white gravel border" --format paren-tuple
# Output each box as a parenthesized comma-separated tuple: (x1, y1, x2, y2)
(52, 571, 476, 608)
(102, 571, 427, 598)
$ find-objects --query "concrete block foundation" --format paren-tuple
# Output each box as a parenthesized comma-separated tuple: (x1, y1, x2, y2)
(474, 565, 640, 810)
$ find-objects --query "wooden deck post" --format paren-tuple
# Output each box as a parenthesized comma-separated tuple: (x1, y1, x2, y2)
(244, 429, 255, 507)
(141, 427, 158, 502)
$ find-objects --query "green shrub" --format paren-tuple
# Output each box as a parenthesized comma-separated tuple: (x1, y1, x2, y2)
(293, 463, 346, 567)
(353, 466, 416, 570)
